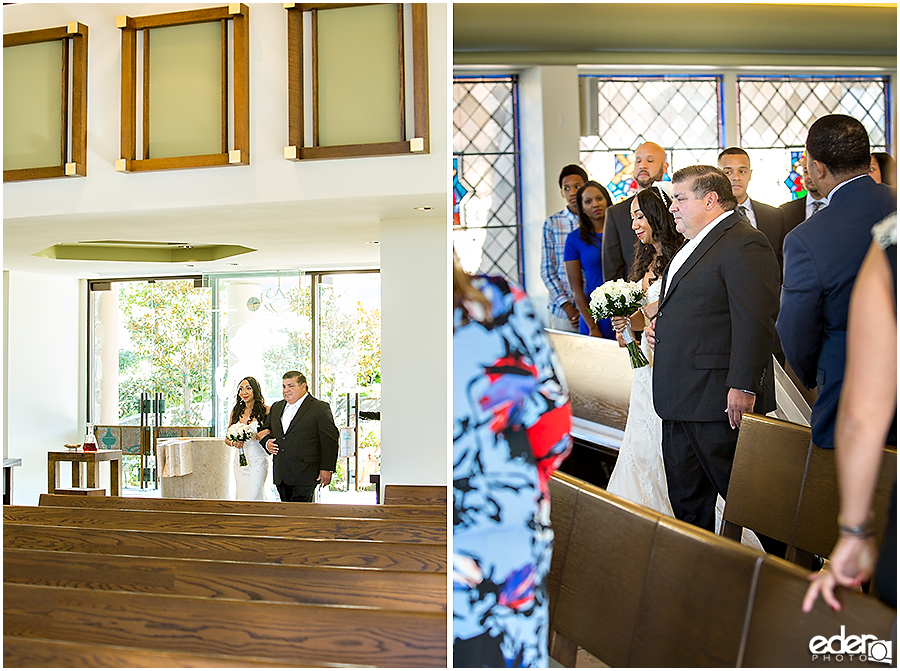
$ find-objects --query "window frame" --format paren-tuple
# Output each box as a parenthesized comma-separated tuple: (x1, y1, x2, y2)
(3, 22, 88, 182)
(283, 2, 429, 161)
(116, 4, 249, 173)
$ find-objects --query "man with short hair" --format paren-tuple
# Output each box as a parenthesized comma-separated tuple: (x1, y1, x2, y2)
(779, 153, 829, 233)
(648, 165, 780, 532)
(540, 164, 587, 331)
(260, 371, 339, 502)
(718, 147, 787, 271)
(602, 141, 669, 281)
(778, 114, 896, 450)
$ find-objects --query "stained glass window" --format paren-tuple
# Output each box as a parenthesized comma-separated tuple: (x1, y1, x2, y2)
(579, 76, 723, 203)
(739, 76, 891, 203)
(453, 76, 522, 283)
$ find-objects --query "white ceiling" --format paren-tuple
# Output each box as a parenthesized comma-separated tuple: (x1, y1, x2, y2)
(4, 191, 446, 279)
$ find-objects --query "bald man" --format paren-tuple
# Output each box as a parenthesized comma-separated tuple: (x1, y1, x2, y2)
(602, 142, 670, 281)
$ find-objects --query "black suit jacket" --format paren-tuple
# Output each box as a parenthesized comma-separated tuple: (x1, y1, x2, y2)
(747, 199, 786, 273)
(653, 212, 781, 422)
(779, 195, 806, 233)
(261, 395, 339, 486)
(602, 195, 637, 281)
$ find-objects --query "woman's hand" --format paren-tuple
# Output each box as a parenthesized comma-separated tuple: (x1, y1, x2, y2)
(232, 440, 244, 449)
(610, 315, 628, 333)
(802, 536, 878, 612)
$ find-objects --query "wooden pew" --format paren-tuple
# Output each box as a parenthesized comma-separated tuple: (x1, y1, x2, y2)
(4, 583, 447, 667)
(4, 523, 446, 572)
(4, 636, 298, 668)
(38, 493, 446, 522)
(4, 505, 445, 544)
(721, 413, 897, 565)
(382, 484, 447, 506)
(547, 473, 895, 668)
(4, 547, 446, 612)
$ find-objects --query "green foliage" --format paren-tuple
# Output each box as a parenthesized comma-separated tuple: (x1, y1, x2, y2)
(117, 280, 212, 425)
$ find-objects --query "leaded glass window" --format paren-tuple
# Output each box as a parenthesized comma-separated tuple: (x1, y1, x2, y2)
(739, 76, 891, 203)
(579, 75, 723, 203)
(453, 76, 522, 283)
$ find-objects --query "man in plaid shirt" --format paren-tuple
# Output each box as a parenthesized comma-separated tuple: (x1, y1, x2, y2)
(540, 164, 588, 331)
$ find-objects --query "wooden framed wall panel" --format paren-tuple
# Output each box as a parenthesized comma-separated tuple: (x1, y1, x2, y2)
(117, 4, 249, 173)
(3, 23, 88, 181)
(284, 2, 429, 161)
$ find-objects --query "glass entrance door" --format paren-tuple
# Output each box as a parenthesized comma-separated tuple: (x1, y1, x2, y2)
(313, 272, 381, 492)
(89, 277, 212, 488)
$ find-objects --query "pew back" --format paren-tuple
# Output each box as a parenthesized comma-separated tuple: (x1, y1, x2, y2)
(547, 473, 896, 668)
(38, 493, 446, 521)
(4, 522, 446, 571)
(382, 484, 447, 506)
(5, 505, 445, 544)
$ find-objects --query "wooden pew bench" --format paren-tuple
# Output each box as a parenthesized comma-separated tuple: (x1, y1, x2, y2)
(38, 493, 447, 522)
(4, 523, 446, 572)
(548, 472, 895, 667)
(4, 547, 446, 612)
(722, 413, 897, 569)
(4, 583, 447, 667)
(382, 484, 447, 506)
(5, 505, 445, 544)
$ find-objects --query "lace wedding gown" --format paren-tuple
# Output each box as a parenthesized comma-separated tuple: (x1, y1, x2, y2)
(233, 419, 271, 501)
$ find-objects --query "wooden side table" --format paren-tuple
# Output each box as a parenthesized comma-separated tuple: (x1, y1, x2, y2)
(47, 450, 123, 496)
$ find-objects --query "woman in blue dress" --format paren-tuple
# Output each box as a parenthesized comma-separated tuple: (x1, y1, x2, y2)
(564, 180, 616, 339)
(453, 255, 573, 667)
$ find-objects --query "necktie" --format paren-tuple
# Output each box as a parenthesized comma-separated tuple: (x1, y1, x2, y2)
(738, 205, 748, 219)
(811, 200, 824, 215)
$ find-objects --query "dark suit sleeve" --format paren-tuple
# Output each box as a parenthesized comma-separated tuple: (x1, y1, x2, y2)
(317, 401, 340, 472)
(723, 232, 781, 394)
(258, 403, 277, 449)
(602, 206, 625, 282)
(777, 231, 824, 389)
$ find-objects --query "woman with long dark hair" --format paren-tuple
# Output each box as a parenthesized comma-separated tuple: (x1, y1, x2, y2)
(225, 376, 271, 500)
(605, 187, 683, 513)
(564, 180, 616, 339)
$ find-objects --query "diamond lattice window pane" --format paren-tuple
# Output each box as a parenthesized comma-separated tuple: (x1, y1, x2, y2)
(454, 77, 521, 283)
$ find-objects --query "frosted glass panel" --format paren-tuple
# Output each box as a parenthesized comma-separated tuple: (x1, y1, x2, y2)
(317, 4, 401, 146)
(3, 40, 63, 170)
(149, 21, 222, 159)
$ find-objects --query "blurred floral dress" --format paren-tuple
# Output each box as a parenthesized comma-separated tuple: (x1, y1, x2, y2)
(453, 275, 573, 668)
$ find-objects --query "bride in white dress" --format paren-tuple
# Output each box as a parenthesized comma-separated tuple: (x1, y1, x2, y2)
(605, 188, 810, 547)
(225, 377, 272, 501)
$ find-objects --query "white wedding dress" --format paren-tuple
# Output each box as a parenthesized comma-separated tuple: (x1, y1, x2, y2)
(233, 419, 271, 501)
(605, 280, 811, 551)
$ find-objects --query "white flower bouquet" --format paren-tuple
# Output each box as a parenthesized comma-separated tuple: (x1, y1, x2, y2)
(226, 423, 253, 466)
(589, 279, 649, 368)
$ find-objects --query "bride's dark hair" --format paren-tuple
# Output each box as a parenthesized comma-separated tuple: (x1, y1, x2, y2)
(229, 376, 267, 425)
(628, 187, 684, 282)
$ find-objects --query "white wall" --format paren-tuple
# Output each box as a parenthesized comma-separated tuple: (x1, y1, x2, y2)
(379, 217, 448, 486)
(6, 272, 85, 505)
(518, 66, 581, 320)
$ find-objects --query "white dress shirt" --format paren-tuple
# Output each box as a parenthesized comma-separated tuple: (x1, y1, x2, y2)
(662, 210, 733, 299)
(281, 392, 308, 433)
(806, 195, 829, 219)
(737, 200, 757, 229)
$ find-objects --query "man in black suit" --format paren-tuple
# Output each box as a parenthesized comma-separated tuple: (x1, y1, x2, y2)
(602, 141, 669, 281)
(779, 153, 829, 233)
(778, 114, 897, 450)
(718, 147, 787, 272)
(647, 165, 780, 531)
(260, 371, 339, 502)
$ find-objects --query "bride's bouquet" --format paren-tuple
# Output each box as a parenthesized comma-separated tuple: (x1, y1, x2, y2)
(589, 279, 649, 369)
(226, 423, 253, 467)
